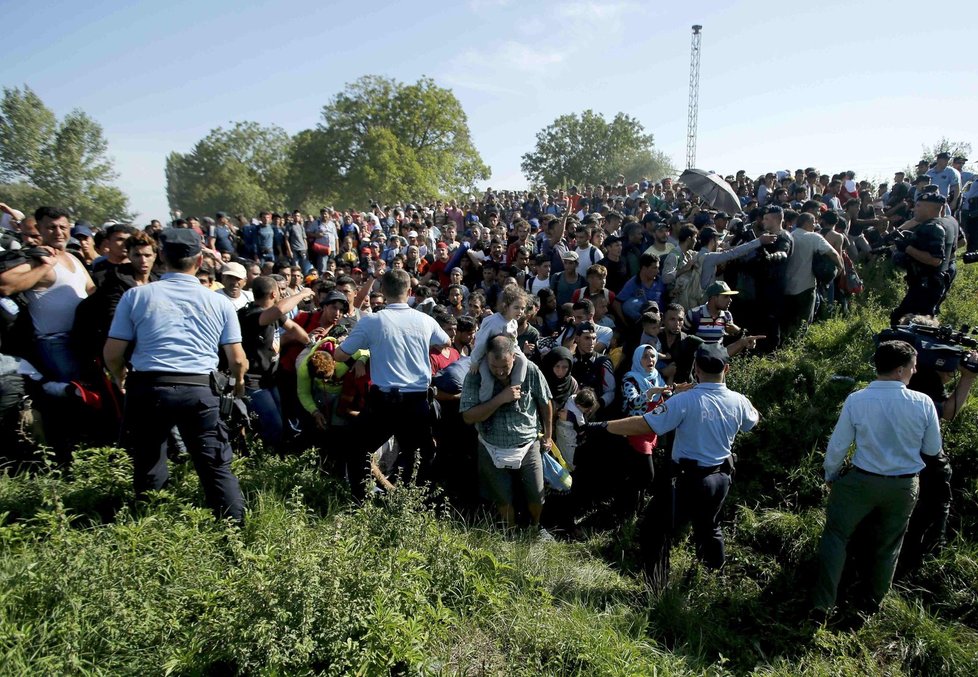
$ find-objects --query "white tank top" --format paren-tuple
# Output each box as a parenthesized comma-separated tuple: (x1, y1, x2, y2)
(25, 255, 90, 336)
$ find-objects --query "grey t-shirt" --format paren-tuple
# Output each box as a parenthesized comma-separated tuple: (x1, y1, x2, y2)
(785, 229, 835, 296)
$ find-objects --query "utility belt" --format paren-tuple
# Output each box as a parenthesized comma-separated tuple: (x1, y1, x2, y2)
(673, 454, 736, 479)
(852, 466, 916, 480)
(128, 371, 212, 388)
(368, 385, 431, 405)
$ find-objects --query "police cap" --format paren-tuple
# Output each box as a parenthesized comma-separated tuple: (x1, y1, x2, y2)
(160, 228, 202, 259)
(915, 192, 947, 205)
(695, 342, 729, 374)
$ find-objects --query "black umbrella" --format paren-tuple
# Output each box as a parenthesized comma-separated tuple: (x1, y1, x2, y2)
(678, 169, 741, 214)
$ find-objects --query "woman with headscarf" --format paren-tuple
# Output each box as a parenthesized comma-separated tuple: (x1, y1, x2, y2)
(541, 347, 581, 470)
(617, 344, 673, 516)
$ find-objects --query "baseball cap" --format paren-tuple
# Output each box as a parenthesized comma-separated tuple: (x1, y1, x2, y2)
(71, 224, 94, 238)
(695, 342, 729, 374)
(160, 228, 202, 259)
(436, 241, 448, 249)
(220, 262, 247, 279)
(322, 290, 350, 311)
(407, 230, 419, 238)
(936, 151, 951, 159)
(714, 212, 731, 220)
(953, 156, 968, 163)
(561, 250, 579, 262)
(705, 281, 739, 298)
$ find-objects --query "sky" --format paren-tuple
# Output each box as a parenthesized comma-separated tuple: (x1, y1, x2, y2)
(2, 0, 976, 222)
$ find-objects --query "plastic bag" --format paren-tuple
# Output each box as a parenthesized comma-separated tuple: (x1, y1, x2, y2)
(542, 445, 572, 492)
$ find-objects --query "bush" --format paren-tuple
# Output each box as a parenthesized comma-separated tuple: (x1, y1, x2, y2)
(2, 259, 978, 674)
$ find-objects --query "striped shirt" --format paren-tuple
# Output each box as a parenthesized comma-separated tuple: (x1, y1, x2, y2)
(689, 304, 731, 344)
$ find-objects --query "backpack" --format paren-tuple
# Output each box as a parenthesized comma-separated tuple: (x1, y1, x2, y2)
(812, 251, 841, 286)
(837, 251, 863, 295)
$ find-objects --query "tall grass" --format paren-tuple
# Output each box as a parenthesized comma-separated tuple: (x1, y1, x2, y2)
(1, 259, 978, 675)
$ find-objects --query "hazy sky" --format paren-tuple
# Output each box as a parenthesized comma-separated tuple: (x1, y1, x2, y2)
(3, 0, 976, 221)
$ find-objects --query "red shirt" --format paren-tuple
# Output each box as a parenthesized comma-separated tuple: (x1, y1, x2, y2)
(430, 346, 460, 374)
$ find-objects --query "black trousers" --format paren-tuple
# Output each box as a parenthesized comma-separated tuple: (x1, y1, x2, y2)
(639, 461, 731, 588)
(898, 457, 952, 576)
(122, 381, 244, 522)
(963, 212, 978, 254)
(890, 275, 945, 325)
(340, 388, 436, 499)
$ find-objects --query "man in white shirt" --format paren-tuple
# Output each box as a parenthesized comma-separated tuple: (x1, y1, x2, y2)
(812, 340, 942, 620)
(217, 262, 254, 310)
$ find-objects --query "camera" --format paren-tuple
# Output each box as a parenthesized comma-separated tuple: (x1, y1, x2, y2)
(878, 323, 978, 373)
(869, 229, 910, 258)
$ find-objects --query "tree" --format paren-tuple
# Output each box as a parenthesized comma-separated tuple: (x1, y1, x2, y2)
(521, 110, 675, 188)
(0, 85, 131, 223)
(294, 76, 490, 207)
(902, 138, 974, 177)
(166, 121, 293, 219)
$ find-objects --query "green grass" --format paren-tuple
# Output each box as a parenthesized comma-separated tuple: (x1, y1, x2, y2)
(2, 260, 978, 675)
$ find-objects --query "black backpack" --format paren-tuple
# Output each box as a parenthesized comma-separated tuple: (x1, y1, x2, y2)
(812, 252, 840, 286)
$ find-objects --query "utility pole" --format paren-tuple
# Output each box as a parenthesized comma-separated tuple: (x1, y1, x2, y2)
(686, 24, 702, 170)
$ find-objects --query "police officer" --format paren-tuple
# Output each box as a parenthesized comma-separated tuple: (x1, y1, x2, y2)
(103, 229, 248, 523)
(588, 343, 758, 581)
(332, 269, 449, 498)
(961, 170, 978, 254)
(889, 192, 947, 326)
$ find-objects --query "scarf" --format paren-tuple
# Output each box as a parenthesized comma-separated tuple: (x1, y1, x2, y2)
(541, 346, 575, 409)
(624, 344, 662, 396)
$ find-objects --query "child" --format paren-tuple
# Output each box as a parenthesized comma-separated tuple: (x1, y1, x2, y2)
(555, 386, 597, 471)
(469, 286, 528, 401)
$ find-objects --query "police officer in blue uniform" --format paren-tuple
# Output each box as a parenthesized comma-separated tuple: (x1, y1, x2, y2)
(104, 229, 248, 523)
(589, 343, 759, 582)
(332, 269, 449, 498)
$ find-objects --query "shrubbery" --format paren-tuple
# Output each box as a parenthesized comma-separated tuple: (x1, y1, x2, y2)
(1, 259, 977, 675)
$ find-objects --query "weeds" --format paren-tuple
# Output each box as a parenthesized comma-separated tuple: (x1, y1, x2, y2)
(2, 264, 978, 674)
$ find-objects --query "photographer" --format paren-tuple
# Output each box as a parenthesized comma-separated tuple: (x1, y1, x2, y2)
(887, 318, 978, 574)
(888, 193, 947, 326)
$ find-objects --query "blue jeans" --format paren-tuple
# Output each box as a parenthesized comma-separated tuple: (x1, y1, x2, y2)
(37, 333, 82, 382)
(246, 385, 284, 450)
(292, 252, 312, 274)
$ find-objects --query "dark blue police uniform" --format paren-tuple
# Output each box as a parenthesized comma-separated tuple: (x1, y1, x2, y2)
(641, 344, 758, 572)
(107, 229, 245, 522)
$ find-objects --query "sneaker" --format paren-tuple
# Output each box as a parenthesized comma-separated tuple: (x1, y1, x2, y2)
(536, 526, 556, 543)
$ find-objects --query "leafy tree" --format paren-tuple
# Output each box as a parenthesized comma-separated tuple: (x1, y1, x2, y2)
(902, 137, 974, 177)
(166, 121, 293, 219)
(521, 110, 675, 188)
(0, 85, 131, 223)
(294, 75, 490, 207)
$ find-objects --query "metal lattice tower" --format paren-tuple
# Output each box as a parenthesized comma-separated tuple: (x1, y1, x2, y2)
(686, 24, 702, 169)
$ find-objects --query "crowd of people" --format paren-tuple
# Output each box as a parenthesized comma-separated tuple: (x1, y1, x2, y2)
(1, 152, 976, 621)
